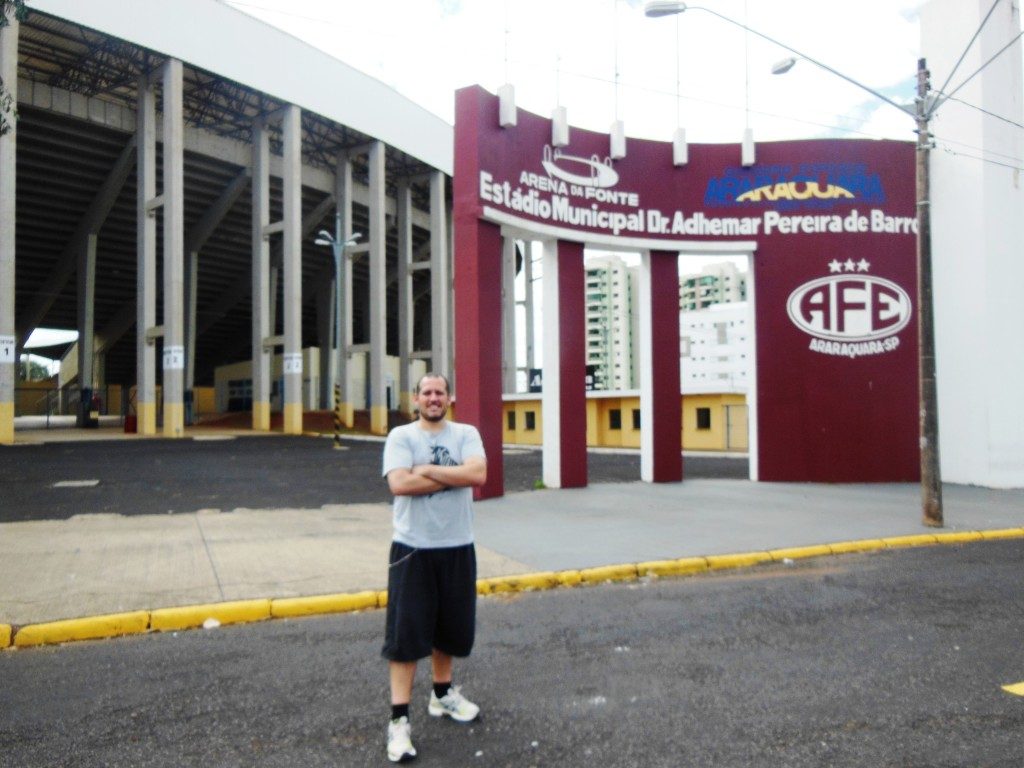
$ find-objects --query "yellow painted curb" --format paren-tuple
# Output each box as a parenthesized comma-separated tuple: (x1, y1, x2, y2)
(933, 531, 985, 544)
(481, 572, 561, 594)
(14, 611, 150, 648)
(882, 534, 939, 548)
(979, 528, 1024, 540)
(150, 599, 270, 632)
(637, 557, 709, 578)
(769, 545, 833, 561)
(271, 591, 379, 619)
(706, 551, 772, 570)
(556, 570, 583, 587)
(579, 564, 638, 584)
(1, 624, 11, 649)
(829, 539, 886, 554)
(377, 590, 389, 608)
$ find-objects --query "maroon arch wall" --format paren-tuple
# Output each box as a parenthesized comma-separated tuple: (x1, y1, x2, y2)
(454, 85, 919, 488)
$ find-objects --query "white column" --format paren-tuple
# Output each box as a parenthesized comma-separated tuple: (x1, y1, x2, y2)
(282, 104, 303, 435)
(397, 179, 413, 414)
(368, 140, 387, 434)
(522, 241, 536, 373)
(430, 170, 449, 375)
(251, 119, 271, 430)
(0, 10, 18, 445)
(637, 251, 655, 482)
(541, 240, 562, 487)
(76, 234, 97, 425)
(162, 59, 185, 437)
(501, 237, 517, 393)
(136, 74, 157, 435)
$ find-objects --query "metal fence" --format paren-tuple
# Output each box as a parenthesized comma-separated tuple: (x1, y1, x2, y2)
(14, 384, 122, 421)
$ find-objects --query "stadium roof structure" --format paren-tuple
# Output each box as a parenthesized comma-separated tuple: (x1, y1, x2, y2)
(10, 0, 454, 385)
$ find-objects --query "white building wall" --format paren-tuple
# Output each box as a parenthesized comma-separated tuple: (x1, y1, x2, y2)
(679, 302, 750, 393)
(922, 0, 1024, 487)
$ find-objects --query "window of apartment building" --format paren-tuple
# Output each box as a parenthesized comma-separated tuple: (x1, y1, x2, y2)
(507, 411, 516, 431)
(696, 407, 712, 430)
(609, 409, 622, 430)
(525, 411, 536, 430)
(632, 409, 641, 429)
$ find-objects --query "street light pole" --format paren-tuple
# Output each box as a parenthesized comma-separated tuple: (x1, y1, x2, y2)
(315, 217, 361, 450)
(644, 1, 944, 526)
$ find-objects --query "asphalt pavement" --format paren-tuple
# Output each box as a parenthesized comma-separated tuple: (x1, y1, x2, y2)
(2, 541, 1023, 766)
(1, 427, 1023, 638)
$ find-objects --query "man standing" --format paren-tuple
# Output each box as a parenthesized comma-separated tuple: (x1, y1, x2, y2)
(381, 372, 487, 763)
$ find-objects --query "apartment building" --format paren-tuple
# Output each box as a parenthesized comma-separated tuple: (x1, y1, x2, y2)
(679, 261, 748, 311)
(584, 254, 639, 390)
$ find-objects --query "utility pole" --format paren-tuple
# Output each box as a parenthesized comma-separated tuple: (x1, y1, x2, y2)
(916, 57, 943, 527)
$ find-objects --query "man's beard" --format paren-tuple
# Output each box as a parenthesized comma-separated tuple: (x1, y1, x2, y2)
(421, 406, 447, 422)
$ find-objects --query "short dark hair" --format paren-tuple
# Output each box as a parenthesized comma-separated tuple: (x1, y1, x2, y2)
(415, 372, 450, 395)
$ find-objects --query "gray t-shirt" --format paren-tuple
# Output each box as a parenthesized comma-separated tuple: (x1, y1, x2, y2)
(382, 420, 486, 548)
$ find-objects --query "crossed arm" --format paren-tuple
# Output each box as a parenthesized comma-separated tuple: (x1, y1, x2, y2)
(387, 455, 487, 496)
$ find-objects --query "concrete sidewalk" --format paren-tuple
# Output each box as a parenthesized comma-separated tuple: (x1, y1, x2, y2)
(2, 477, 1022, 630)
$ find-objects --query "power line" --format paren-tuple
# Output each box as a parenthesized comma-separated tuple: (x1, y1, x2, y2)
(938, 92, 1024, 131)
(934, 0, 1001, 100)
(938, 26, 1024, 108)
(937, 143, 1024, 172)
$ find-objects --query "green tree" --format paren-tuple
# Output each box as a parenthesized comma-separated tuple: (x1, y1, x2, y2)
(0, 0, 28, 137)
(19, 356, 52, 381)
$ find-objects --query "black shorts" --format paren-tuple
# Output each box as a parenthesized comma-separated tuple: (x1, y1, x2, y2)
(381, 542, 477, 662)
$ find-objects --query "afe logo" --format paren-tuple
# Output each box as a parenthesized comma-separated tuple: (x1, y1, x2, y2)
(786, 274, 912, 342)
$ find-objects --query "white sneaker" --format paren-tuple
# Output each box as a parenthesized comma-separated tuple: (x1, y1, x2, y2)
(386, 716, 416, 763)
(428, 686, 480, 723)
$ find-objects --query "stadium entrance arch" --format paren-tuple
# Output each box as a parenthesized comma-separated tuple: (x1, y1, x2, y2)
(453, 86, 919, 500)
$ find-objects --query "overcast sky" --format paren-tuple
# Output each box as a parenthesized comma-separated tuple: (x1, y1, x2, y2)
(223, 0, 926, 144)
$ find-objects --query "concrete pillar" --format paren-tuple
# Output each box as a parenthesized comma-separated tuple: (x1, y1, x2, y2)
(0, 10, 17, 445)
(368, 140, 387, 434)
(397, 179, 413, 415)
(162, 58, 185, 438)
(76, 234, 97, 426)
(541, 240, 587, 489)
(430, 171, 449, 376)
(522, 241, 536, 372)
(136, 73, 157, 435)
(335, 153, 354, 427)
(184, 249, 197, 421)
(501, 237, 517, 393)
(251, 119, 271, 430)
(639, 250, 683, 483)
(281, 104, 303, 435)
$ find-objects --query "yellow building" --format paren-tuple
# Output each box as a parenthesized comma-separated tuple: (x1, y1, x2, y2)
(500, 391, 748, 452)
